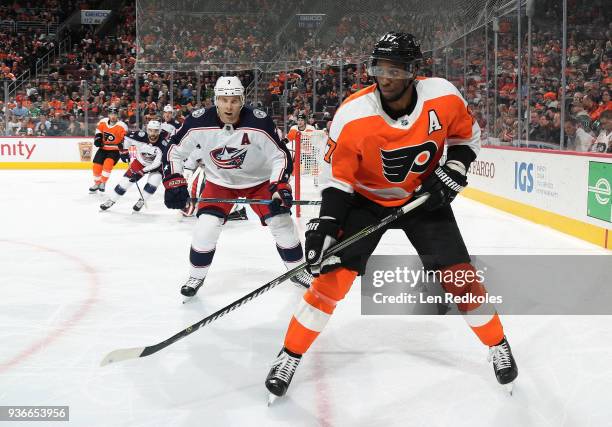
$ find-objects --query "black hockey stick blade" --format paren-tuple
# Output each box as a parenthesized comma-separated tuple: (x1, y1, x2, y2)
(193, 197, 321, 206)
(100, 194, 429, 366)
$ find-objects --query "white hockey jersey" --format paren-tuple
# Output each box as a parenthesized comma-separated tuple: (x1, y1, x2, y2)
(161, 119, 181, 137)
(123, 129, 167, 173)
(163, 107, 291, 189)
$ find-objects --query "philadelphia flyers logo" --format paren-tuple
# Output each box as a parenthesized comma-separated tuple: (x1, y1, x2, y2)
(103, 131, 115, 142)
(380, 141, 438, 183)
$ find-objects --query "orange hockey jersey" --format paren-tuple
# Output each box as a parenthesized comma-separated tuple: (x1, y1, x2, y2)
(286, 124, 316, 142)
(321, 78, 481, 207)
(96, 118, 128, 151)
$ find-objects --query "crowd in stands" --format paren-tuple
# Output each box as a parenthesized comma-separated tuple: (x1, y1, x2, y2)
(0, 0, 610, 153)
(441, 0, 611, 151)
(0, 1, 89, 24)
(0, 0, 96, 80)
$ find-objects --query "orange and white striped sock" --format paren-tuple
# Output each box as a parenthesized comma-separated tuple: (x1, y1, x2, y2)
(284, 268, 357, 354)
(100, 158, 116, 184)
(440, 263, 504, 346)
(92, 163, 103, 184)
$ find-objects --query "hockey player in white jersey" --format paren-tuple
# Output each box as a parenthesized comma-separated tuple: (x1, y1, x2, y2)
(162, 76, 313, 297)
(161, 104, 181, 137)
(100, 121, 168, 212)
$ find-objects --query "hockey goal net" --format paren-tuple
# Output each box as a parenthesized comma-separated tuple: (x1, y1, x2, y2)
(289, 130, 328, 218)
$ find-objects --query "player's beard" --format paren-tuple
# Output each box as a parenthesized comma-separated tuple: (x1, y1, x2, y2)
(378, 80, 413, 103)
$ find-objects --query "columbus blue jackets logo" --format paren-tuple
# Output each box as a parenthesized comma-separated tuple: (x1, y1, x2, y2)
(191, 108, 205, 118)
(210, 146, 248, 169)
(380, 141, 438, 183)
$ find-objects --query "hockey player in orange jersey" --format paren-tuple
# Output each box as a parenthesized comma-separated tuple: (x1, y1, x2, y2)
(265, 32, 518, 403)
(89, 106, 128, 193)
(286, 113, 315, 145)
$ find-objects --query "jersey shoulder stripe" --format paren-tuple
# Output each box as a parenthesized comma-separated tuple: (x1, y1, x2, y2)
(329, 85, 378, 142)
(417, 77, 466, 105)
(97, 118, 128, 131)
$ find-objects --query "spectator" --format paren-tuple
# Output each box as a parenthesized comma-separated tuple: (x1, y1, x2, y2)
(11, 100, 29, 118)
(530, 115, 554, 143)
(34, 114, 51, 136)
(16, 118, 34, 136)
(590, 110, 612, 153)
(66, 115, 84, 136)
(564, 118, 594, 152)
(583, 94, 606, 122)
(7, 113, 20, 135)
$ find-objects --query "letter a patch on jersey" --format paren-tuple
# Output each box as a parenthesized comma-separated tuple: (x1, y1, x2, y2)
(380, 141, 438, 183)
(428, 110, 442, 135)
(241, 133, 251, 145)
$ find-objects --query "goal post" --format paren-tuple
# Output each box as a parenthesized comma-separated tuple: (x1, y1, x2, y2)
(290, 129, 327, 218)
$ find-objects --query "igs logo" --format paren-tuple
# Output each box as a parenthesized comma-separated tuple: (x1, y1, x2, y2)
(514, 162, 534, 193)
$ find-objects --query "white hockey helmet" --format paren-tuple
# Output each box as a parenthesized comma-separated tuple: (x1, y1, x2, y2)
(214, 76, 245, 106)
(163, 104, 173, 113)
(147, 120, 162, 131)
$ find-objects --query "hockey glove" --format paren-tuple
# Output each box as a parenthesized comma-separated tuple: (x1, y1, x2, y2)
(163, 173, 189, 209)
(269, 182, 293, 213)
(128, 167, 144, 182)
(415, 161, 467, 211)
(119, 151, 130, 163)
(94, 134, 103, 147)
(305, 217, 341, 276)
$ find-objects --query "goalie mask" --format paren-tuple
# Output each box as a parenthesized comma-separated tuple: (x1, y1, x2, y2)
(367, 32, 422, 80)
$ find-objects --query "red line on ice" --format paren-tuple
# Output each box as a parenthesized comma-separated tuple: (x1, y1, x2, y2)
(313, 350, 334, 427)
(0, 240, 99, 373)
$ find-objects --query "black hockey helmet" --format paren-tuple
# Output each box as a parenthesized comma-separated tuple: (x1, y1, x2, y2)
(368, 32, 423, 79)
(297, 113, 307, 121)
(108, 106, 119, 115)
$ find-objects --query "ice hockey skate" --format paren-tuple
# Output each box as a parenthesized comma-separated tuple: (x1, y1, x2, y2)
(181, 276, 205, 299)
(488, 336, 518, 395)
(289, 270, 312, 289)
(133, 198, 145, 212)
(99, 199, 115, 211)
(89, 183, 101, 193)
(265, 347, 302, 405)
(98, 182, 106, 192)
(227, 206, 248, 221)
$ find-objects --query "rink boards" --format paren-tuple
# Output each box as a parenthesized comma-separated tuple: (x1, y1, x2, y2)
(0, 137, 127, 169)
(464, 146, 612, 249)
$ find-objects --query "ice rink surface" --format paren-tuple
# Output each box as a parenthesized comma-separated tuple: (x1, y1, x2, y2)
(0, 169, 610, 427)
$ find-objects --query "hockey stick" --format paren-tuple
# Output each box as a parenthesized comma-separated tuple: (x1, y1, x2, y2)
(100, 194, 429, 366)
(193, 197, 321, 206)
